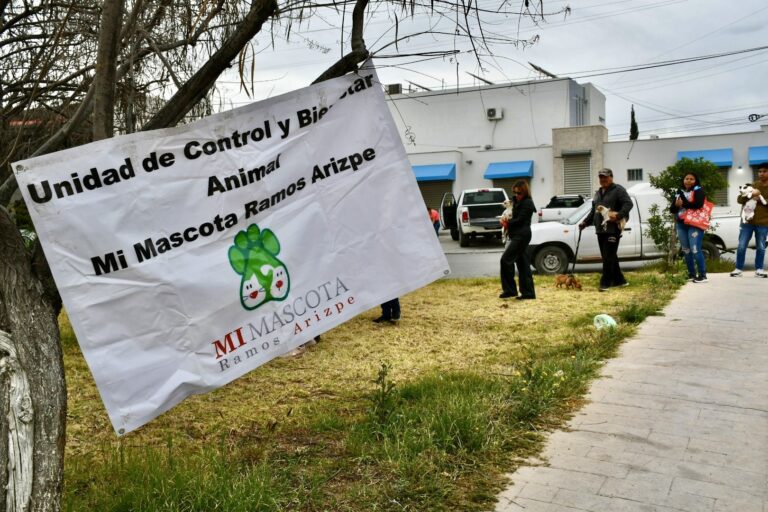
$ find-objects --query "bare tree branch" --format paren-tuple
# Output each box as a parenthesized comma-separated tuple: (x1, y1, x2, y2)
(143, 0, 278, 130)
(313, 0, 370, 83)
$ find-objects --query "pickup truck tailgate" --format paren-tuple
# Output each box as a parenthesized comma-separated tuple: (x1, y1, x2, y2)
(468, 204, 504, 228)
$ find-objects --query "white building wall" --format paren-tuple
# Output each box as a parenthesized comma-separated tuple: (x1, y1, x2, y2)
(584, 84, 606, 126)
(387, 78, 576, 153)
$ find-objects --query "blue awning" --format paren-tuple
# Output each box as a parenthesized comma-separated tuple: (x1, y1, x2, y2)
(483, 160, 534, 179)
(677, 149, 732, 167)
(411, 163, 455, 182)
(748, 146, 768, 165)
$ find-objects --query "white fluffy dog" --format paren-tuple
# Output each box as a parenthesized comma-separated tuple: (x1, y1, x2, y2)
(500, 199, 513, 242)
(595, 204, 626, 232)
(739, 184, 767, 223)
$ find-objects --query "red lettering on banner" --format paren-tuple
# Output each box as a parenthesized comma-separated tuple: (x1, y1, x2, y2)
(212, 327, 246, 359)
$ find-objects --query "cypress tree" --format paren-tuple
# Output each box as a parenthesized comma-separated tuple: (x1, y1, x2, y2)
(630, 105, 639, 140)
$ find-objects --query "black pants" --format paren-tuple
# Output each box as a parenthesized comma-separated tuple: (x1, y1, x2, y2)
(597, 233, 626, 288)
(500, 234, 535, 298)
(380, 298, 400, 319)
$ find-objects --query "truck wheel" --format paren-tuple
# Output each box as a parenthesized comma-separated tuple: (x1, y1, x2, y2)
(450, 228, 459, 241)
(534, 246, 569, 274)
(702, 240, 720, 260)
(458, 228, 469, 247)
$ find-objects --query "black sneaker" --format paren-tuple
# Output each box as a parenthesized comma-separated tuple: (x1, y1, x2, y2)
(693, 275, 708, 283)
(373, 316, 391, 323)
(499, 292, 517, 299)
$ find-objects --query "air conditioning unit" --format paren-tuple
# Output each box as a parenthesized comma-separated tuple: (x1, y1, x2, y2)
(486, 107, 503, 120)
(385, 83, 402, 95)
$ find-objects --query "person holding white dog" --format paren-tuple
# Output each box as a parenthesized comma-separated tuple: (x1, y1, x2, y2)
(579, 168, 633, 292)
(670, 172, 708, 283)
(731, 164, 768, 278)
(499, 180, 536, 300)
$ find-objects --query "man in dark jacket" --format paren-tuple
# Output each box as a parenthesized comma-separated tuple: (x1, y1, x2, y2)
(579, 168, 634, 291)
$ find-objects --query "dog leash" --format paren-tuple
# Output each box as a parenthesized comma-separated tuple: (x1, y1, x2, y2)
(570, 228, 582, 276)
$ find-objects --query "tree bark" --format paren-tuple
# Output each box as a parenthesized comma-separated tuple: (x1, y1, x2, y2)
(0, 208, 65, 512)
(93, 0, 125, 141)
(0, 330, 33, 512)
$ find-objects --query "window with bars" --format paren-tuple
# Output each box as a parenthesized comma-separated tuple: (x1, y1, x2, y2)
(627, 168, 643, 181)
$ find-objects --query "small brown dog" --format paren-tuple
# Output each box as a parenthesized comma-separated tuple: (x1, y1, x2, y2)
(554, 274, 582, 290)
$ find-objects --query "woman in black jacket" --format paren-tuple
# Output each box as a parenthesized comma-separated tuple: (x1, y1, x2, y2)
(669, 172, 707, 282)
(499, 180, 536, 299)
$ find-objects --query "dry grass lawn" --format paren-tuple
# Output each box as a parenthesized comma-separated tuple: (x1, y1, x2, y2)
(62, 269, 683, 510)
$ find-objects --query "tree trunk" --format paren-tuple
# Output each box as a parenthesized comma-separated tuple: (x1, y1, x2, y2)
(93, 0, 124, 141)
(666, 223, 678, 268)
(0, 208, 66, 512)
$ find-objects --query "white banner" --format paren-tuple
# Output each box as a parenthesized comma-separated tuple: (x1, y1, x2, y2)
(13, 63, 450, 434)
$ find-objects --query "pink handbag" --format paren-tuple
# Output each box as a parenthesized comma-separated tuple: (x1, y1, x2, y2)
(682, 199, 714, 230)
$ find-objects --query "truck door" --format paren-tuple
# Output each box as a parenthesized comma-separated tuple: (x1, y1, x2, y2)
(617, 199, 640, 257)
(440, 193, 457, 230)
(569, 204, 601, 260)
(577, 224, 602, 260)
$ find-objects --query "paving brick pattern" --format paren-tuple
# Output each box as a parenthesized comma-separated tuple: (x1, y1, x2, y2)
(496, 273, 768, 512)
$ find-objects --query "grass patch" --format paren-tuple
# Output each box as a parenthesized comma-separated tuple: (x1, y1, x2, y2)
(703, 256, 736, 273)
(62, 271, 682, 511)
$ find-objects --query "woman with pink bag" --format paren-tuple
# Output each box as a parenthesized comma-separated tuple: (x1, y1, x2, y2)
(670, 172, 708, 283)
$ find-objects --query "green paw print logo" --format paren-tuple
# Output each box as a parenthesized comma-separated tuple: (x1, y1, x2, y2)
(228, 224, 290, 310)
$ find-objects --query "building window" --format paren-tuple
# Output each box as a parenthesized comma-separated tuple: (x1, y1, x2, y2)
(627, 168, 643, 181)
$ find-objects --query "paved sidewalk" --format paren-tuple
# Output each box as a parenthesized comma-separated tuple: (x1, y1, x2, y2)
(496, 273, 768, 512)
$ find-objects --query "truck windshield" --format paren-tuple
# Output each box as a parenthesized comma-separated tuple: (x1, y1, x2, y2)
(463, 191, 506, 205)
(561, 200, 593, 225)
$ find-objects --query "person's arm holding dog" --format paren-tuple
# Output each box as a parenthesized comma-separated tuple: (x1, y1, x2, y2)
(737, 186, 763, 206)
(506, 196, 536, 232)
(672, 187, 704, 212)
(607, 185, 633, 224)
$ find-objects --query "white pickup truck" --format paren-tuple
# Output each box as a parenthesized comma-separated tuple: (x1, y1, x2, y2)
(440, 188, 509, 247)
(528, 183, 741, 274)
(537, 194, 587, 223)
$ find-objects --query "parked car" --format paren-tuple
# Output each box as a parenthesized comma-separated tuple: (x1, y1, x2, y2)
(527, 183, 741, 274)
(440, 188, 509, 247)
(538, 194, 586, 222)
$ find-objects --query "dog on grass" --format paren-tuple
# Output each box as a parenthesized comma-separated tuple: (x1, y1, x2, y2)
(738, 184, 767, 223)
(595, 205, 626, 233)
(554, 274, 582, 290)
(500, 199, 514, 243)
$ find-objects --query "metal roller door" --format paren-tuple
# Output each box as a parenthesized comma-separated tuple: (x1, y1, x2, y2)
(563, 155, 592, 196)
(418, 181, 453, 209)
(711, 168, 729, 206)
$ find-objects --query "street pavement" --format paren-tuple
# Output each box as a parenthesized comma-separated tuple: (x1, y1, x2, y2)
(438, 230, 756, 279)
(494, 272, 768, 512)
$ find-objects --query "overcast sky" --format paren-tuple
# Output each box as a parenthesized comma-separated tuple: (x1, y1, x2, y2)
(216, 0, 768, 141)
